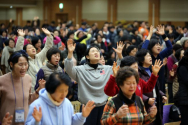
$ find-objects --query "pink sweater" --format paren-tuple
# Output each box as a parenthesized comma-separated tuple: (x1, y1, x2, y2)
(15, 37, 30, 46)
(43, 36, 61, 45)
(0, 73, 38, 125)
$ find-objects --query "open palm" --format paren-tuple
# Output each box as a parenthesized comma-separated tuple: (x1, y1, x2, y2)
(2, 112, 13, 125)
(112, 61, 120, 77)
(82, 100, 95, 117)
(32, 107, 42, 122)
(152, 59, 163, 76)
(17, 29, 25, 37)
(67, 39, 76, 53)
(156, 25, 165, 35)
(113, 41, 125, 55)
(41, 28, 51, 36)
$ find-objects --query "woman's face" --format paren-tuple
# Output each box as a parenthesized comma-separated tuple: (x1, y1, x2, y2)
(180, 50, 184, 60)
(129, 48, 137, 56)
(2, 31, 7, 37)
(51, 83, 69, 103)
(9, 39, 15, 48)
(78, 32, 83, 38)
(54, 31, 59, 37)
(35, 40, 42, 49)
(99, 56, 105, 65)
(98, 31, 103, 36)
(184, 40, 188, 48)
(97, 36, 102, 43)
(120, 75, 137, 98)
(152, 43, 161, 55)
(26, 44, 36, 57)
(50, 53, 60, 65)
(119, 30, 124, 37)
(130, 62, 138, 72)
(143, 52, 152, 66)
(86, 47, 100, 62)
(11, 57, 29, 77)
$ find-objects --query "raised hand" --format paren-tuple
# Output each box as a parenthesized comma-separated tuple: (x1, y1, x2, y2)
(17, 29, 25, 37)
(148, 98, 155, 106)
(41, 28, 51, 36)
(149, 25, 154, 35)
(38, 79, 46, 89)
(2, 112, 13, 125)
(32, 107, 42, 122)
(162, 96, 167, 103)
(169, 69, 175, 77)
(156, 25, 165, 35)
(112, 61, 120, 77)
(82, 100, 95, 117)
(67, 39, 76, 53)
(149, 105, 157, 118)
(116, 104, 129, 118)
(152, 59, 163, 76)
(113, 41, 125, 59)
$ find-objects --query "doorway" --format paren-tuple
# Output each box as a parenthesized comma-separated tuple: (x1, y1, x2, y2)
(56, 13, 68, 23)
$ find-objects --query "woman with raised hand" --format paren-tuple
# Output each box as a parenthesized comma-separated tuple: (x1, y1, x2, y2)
(104, 56, 163, 99)
(16, 28, 53, 92)
(136, 49, 167, 125)
(0, 50, 44, 125)
(142, 25, 172, 92)
(25, 72, 95, 125)
(64, 39, 124, 125)
(101, 67, 157, 125)
(34, 47, 63, 91)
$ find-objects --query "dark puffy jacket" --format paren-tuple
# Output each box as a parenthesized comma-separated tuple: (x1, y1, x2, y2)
(176, 57, 188, 105)
(138, 66, 165, 125)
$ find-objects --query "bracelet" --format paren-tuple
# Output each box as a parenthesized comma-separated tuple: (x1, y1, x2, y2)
(162, 34, 167, 39)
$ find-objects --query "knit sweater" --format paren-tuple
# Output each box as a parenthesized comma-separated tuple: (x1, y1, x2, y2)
(104, 74, 158, 99)
(0, 73, 38, 125)
(16, 36, 53, 92)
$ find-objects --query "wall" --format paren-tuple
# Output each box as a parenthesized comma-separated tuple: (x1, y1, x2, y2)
(82, 0, 108, 21)
(22, 0, 43, 20)
(117, 0, 148, 21)
(160, 0, 188, 21)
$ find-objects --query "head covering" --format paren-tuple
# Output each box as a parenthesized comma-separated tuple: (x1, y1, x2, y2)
(180, 37, 188, 45)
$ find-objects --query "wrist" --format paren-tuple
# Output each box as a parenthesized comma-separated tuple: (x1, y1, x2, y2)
(161, 34, 167, 39)
(117, 54, 123, 59)
(152, 72, 157, 77)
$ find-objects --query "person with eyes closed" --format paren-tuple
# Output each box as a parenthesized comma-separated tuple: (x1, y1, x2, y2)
(0, 50, 43, 125)
(16, 28, 53, 93)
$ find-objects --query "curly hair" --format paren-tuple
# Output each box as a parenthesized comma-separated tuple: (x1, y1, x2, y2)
(116, 66, 139, 87)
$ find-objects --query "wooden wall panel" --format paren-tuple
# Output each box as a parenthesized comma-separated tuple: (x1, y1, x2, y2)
(43, 0, 82, 25)
(149, 0, 160, 26)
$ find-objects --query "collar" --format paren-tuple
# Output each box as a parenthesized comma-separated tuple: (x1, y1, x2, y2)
(47, 92, 62, 106)
(84, 63, 104, 70)
(118, 89, 136, 105)
(46, 61, 59, 70)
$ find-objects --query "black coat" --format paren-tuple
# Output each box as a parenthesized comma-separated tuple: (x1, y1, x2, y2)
(176, 57, 188, 105)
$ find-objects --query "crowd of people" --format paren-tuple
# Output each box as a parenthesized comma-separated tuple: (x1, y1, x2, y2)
(0, 18, 188, 125)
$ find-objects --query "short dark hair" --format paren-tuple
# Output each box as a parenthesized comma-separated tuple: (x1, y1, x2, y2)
(120, 56, 137, 68)
(148, 38, 160, 54)
(8, 50, 29, 70)
(172, 44, 182, 51)
(23, 44, 33, 52)
(136, 49, 150, 66)
(116, 66, 139, 87)
(175, 48, 184, 61)
(46, 47, 61, 61)
(126, 45, 137, 56)
(45, 72, 71, 94)
(67, 31, 74, 38)
(167, 33, 174, 39)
